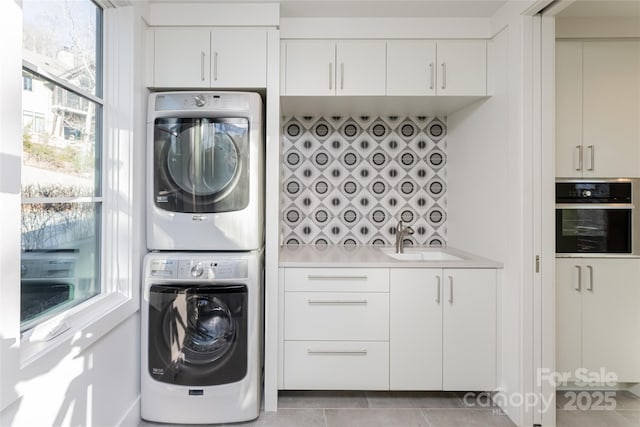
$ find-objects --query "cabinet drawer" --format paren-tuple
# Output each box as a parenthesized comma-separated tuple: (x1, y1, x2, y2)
(284, 268, 389, 292)
(284, 292, 389, 341)
(283, 341, 389, 390)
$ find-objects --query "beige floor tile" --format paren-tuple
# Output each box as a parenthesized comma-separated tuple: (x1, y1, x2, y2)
(557, 409, 638, 427)
(616, 410, 640, 425)
(422, 408, 516, 427)
(366, 391, 463, 409)
(228, 409, 326, 427)
(278, 391, 369, 409)
(325, 408, 428, 427)
(614, 392, 640, 411)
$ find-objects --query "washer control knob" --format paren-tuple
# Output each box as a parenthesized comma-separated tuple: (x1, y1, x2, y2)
(194, 95, 206, 107)
(582, 190, 592, 197)
(190, 263, 204, 278)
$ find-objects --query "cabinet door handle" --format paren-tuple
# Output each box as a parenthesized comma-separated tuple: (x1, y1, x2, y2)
(308, 349, 367, 356)
(213, 51, 218, 81)
(574, 265, 582, 291)
(586, 265, 593, 291)
(575, 145, 583, 171)
(429, 62, 434, 90)
(448, 275, 453, 304)
(441, 62, 447, 90)
(307, 275, 367, 281)
(329, 62, 333, 90)
(587, 145, 594, 171)
(340, 62, 344, 90)
(436, 275, 441, 303)
(200, 51, 206, 81)
(307, 299, 368, 305)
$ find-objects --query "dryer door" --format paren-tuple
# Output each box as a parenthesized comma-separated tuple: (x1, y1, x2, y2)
(147, 283, 248, 386)
(153, 118, 249, 213)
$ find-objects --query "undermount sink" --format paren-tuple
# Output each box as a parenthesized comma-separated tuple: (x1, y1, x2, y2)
(380, 248, 465, 262)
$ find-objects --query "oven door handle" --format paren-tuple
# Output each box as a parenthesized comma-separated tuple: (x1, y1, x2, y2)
(556, 204, 634, 209)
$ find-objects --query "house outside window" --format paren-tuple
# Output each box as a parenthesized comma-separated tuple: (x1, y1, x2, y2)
(21, 0, 103, 331)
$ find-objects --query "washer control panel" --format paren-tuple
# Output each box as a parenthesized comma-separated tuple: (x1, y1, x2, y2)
(148, 258, 248, 280)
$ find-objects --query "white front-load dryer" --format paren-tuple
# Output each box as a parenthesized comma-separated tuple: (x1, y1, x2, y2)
(147, 91, 264, 251)
(141, 251, 263, 424)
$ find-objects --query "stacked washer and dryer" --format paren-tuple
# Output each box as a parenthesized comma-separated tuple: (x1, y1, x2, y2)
(141, 92, 264, 424)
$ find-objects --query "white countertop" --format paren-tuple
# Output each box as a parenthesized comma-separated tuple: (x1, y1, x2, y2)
(279, 245, 503, 268)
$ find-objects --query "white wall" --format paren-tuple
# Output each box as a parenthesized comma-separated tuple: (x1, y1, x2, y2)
(0, 3, 148, 426)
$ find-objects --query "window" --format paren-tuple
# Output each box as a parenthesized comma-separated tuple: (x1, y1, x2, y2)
(21, 0, 103, 331)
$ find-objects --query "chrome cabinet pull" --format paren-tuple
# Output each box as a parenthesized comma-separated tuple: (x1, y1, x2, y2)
(575, 145, 583, 171)
(587, 145, 594, 171)
(429, 62, 434, 90)
(586, 265, 593, 291)
(308, 349, 367, 356)
(307, 275, 367, 281)
(307, 299, 368, 305)
(340, 62, 344, 90)
(441, 62, 447, 90)
(213, 51, 218, 81)
(574, 265, 582, 291)
(200, 51, 205, 81)
(436, 276, 441, 303)
(448, 275, 453, 304)
(329, 62, 333, 90)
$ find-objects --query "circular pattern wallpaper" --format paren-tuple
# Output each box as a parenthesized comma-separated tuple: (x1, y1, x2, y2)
(282, 115, 447, 246)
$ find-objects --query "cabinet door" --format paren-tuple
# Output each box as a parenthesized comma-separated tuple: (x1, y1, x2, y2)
(211, 29, 266, 88)
(442, 269, 496, 390)
(556, 41, 584, 178)
(436, 41, 487, 96)
(387, 41, 436, 96)
(336, 41, 386, 96)
(555, 258, 583, 378)
(581, 259, 640, 382)
(283, 40, 335, 96)
(583, 41, 640, 178)
(153, 28, 210, 88)
(390, 269, 442, 389)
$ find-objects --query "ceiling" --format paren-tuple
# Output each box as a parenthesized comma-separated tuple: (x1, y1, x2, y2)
(556, 0, 640, 17)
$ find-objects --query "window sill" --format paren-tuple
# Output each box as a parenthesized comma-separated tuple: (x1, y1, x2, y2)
(20, 291, 138, 369)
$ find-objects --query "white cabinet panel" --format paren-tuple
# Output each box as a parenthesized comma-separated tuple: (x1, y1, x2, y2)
(390, 269, 442, 389)
(283, 40, 335, 96)
(284, 267, 389, 292)
(336, 41, 386, 96)
(556, 40, 640, 178)
(151, 28, 267, 88)
(153, 28, 210, 88)
(284, 292, 389, 341)
(387, 41, 436, 96)
(556, 258, 640, 382)
(442, 269, 496, 391)
(210, 29, 266, 88)
(283, 341, 389, 390)
(436, 40, 487, 96)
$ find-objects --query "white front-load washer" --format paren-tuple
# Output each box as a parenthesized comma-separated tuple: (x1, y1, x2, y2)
(141, 251, 263, 424)
(147, 91, 264, 251)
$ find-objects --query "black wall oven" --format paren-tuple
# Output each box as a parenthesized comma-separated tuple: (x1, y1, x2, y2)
(556, 180, 638, 254)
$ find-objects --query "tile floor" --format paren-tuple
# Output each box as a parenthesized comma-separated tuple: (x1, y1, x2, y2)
(140, 390, 640, 427)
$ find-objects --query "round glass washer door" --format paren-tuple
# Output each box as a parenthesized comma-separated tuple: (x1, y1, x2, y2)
(167, 119, 240, 199)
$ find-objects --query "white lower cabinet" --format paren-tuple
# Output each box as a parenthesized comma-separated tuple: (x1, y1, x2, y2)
(556, 258, 640, 382)
(390, 268, 497, 391)
(281, 268, 390, 390)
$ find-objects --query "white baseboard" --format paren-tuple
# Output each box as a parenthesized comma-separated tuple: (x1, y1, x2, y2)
(117, 396, 140, 427)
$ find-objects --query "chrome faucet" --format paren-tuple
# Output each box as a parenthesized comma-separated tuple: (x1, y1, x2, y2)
(395, 220, 414, 254)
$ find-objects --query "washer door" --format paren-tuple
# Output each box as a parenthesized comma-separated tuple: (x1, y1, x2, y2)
(147, 284, 248, 386)
(153, 118, 250, 213)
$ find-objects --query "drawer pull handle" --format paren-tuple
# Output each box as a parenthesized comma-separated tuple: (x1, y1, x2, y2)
(307, 299, 368, 305)
(307, 349, 368, 356)
(307, 275, 368, 281)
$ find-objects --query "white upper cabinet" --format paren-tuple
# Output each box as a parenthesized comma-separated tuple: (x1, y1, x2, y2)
(386, 41, 437, 96)
(282, 40, 386, 96)
(335, 41, 386, 96)
(386, 40, 486, 96)
(283, 40, 335, 96)
(150, 28, 267, 88)
(556, 40, 640, 178)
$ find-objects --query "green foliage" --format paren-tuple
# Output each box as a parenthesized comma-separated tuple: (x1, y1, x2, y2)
(22, 134, 90, 174)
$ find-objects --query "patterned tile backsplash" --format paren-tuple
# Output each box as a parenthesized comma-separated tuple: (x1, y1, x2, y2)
(281, 115, 447, 246)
